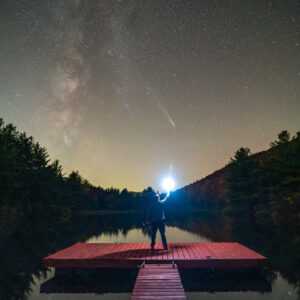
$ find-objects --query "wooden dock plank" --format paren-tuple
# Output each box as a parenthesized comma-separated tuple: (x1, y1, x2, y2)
(131, 264, 186, 300)
(182, 243, 192, 260)
(133, 242, 145, 262)
(142, 243, 150, 261)
(172, 243, 180, 261)
(157, 242, 164, 261)
(188, 243, 203, 260)
(43, 242, 267, 269)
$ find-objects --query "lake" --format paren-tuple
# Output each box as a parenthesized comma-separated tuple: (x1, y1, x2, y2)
(2, 212, 299, 300)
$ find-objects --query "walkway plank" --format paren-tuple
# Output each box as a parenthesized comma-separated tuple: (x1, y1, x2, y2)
(131, 264, 186, 300)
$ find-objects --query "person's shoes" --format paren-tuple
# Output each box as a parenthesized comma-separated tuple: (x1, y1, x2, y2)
(164, 245, 168, 250)
(151, 246, 154, 251)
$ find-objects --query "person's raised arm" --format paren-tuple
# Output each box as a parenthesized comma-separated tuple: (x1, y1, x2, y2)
(160, 191, 170, 203)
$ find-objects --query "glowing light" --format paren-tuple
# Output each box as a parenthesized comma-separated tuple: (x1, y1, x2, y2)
(162, 177, 175, 192)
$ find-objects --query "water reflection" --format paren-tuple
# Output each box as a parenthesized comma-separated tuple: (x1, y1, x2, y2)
(0, 212, 299, 300)
(86, 226, 212, 244)
(41, 269, 138, 294)
(40, 268, 271, 294)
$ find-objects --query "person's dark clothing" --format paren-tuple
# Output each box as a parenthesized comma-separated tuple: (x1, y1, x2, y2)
(147, 199, 166, 222)
(147, 196, 168, 249)
(151, 220, 167, 249)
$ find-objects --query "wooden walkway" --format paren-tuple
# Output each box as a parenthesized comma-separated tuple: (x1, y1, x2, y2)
(43, 242, 266, 269)
(131, 264, 186, 300)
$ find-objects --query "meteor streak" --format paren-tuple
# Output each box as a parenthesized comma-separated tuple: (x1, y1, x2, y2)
(158, 101, 176, 127)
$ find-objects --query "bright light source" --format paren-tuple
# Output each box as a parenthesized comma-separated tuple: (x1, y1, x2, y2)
(162, 177, 175, 192)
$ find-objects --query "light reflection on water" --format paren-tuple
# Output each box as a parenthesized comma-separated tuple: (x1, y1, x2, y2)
(24, 214, 299, 300)
(86, 226, 212, 244)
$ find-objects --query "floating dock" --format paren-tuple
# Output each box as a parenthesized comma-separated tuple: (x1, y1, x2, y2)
(43, 242, 266, 269)
(42, 242, 267, 299)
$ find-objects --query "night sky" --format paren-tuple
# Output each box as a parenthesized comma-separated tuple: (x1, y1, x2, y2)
(0, 1, 299, 191)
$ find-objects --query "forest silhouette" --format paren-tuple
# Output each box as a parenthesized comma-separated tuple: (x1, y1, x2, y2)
(1, 118, 299, 223)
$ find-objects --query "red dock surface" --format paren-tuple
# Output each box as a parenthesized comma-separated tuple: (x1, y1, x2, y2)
(131, 264, 186, 300)
(43, 242, 266, 269)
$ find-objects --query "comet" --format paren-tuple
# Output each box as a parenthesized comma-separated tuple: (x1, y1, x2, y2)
(158, 101, 176, 127)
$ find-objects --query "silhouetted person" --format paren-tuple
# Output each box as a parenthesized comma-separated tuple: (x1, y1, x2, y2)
(146, 192, 169, 250)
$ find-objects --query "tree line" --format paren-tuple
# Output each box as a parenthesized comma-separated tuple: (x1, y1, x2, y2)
(1, 117, 299, 224)
(225, 130, 300, 225)
(1, 118, 299, 224)
(224, 130, 300, 294)
(0, 119, 159, 230)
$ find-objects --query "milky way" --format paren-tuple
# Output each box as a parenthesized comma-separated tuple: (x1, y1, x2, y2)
(0, 1, 299, 191)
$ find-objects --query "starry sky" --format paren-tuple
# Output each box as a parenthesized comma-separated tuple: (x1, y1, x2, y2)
(0, 0, 299, 191)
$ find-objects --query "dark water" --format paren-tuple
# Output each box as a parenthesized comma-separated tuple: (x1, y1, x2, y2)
(2, 212, 299, 300)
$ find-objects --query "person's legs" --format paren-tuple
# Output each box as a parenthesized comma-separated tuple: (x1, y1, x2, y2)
(158, 220, 167, 249)
(151, 221, 158, 249)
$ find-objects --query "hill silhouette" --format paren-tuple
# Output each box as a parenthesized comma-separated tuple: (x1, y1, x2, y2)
(171, 130, 300, 217)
